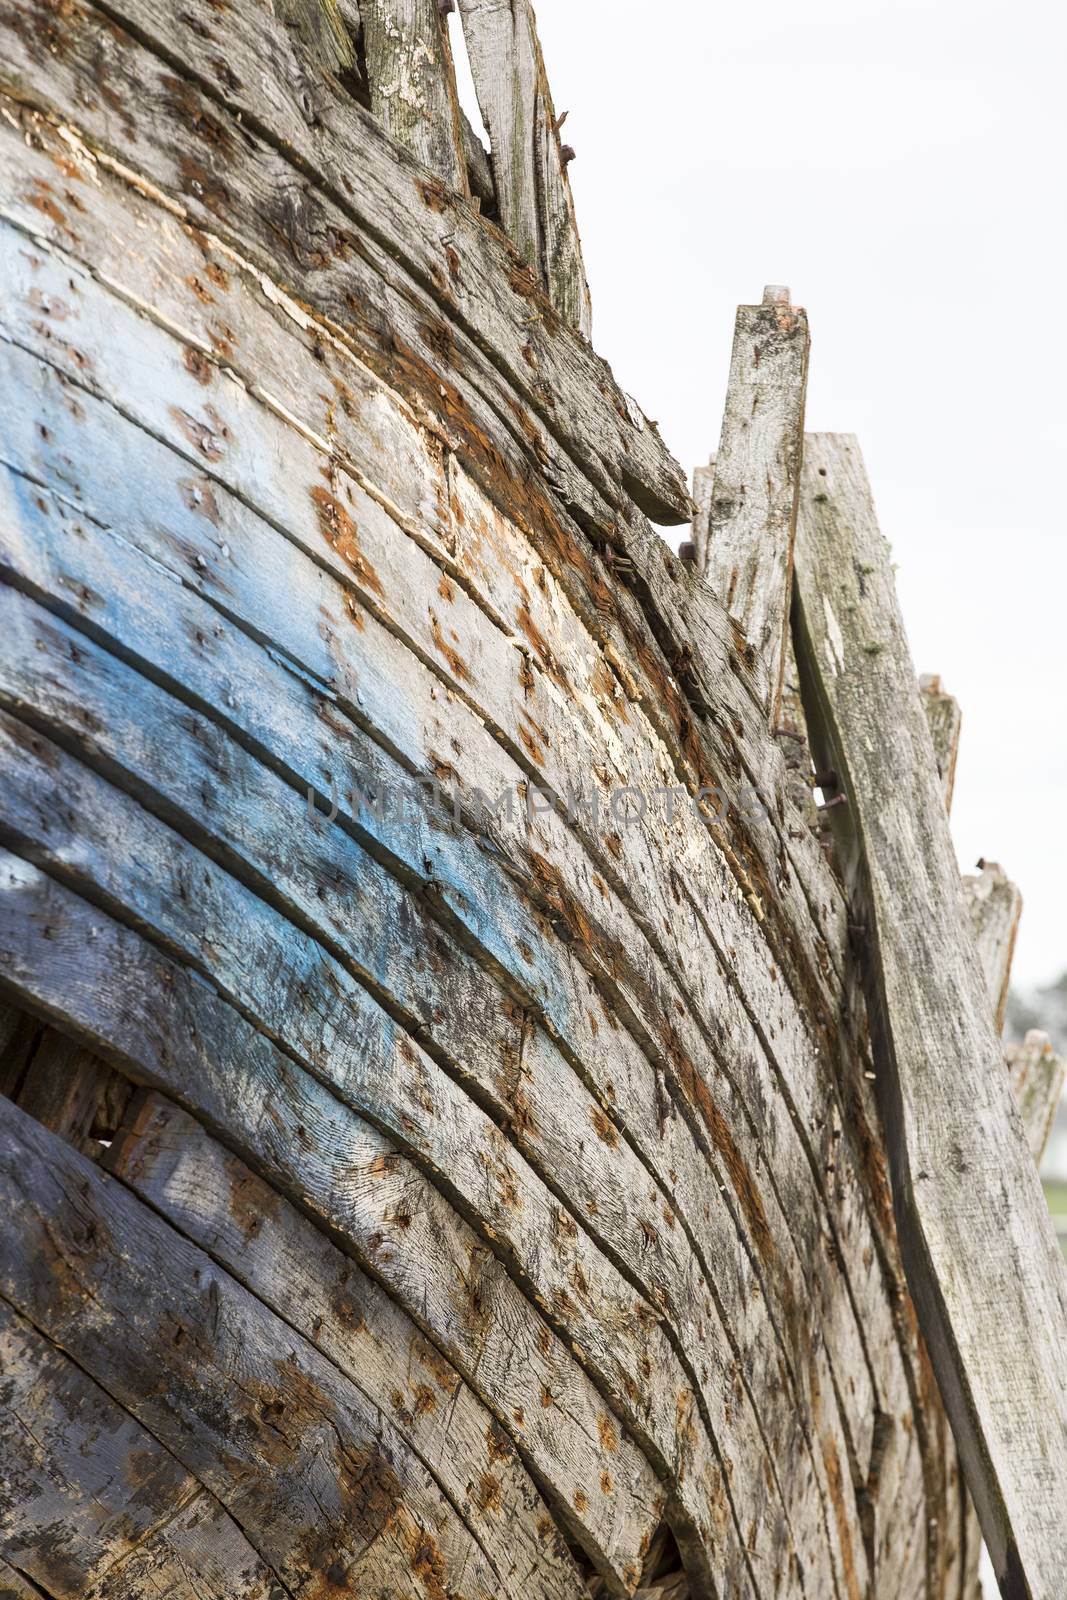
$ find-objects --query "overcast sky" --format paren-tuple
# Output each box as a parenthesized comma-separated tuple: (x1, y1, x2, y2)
(457, 0, 1066, 989)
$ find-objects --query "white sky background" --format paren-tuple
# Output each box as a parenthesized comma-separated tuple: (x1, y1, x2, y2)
(453, 0, 1067, 989)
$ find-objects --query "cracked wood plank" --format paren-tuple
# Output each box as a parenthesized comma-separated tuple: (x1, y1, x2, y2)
(0, 842, 661, 1595)
(361, 0, 468, 192)
(457, 0, 591, 333)
(793, 431, 1067, 1600)
(702, 288, 809, 724)
(104, 1091, 587, 1600)
(0, 1092, 511, 1600)
(0, 1299, 286, 1600)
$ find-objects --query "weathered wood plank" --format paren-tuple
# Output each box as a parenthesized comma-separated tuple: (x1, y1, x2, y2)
(793, 431, 1067, 1600)
(962, 861, 1022, 1036)
(0, 193, 883, 1478)
(276, 0, 357, 76)
(702, 289, 809, 723)
(0, 686, 841, 1600)
(457, 0, 591, 332)
(0, 845, 662, 1594)
(104, 1091, 587, 1600)
(361, 0, 469, 192)
(0, 1297, 286, 1600)
(0, 0, 673, 520)
(0, 1092, 521, 1600)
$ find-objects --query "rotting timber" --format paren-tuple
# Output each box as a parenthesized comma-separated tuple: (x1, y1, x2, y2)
(0, 2, 1063, 1598)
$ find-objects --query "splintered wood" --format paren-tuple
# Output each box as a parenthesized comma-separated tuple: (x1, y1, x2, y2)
(793, 434, 1067, 1600)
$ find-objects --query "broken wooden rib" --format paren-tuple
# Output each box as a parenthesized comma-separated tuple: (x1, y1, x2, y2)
(702, 287, 809, 724)
(458, 0, 592, 334)
(793, 432, 1067, 1600)
(963, 861, 1023, 1036)
(361, 0, 469, 191)
(1008, 1032, 1066, 1165)
(920, 673, 963, 811)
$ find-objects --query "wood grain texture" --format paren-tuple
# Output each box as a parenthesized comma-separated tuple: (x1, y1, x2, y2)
(793, 432, 1067, 1600)
(458, 0, 592, 333)
(0, 113, 936, 1587)
(0, 162, 883, 1595)
(0, 1298, 287, 1600)
(702, 292, 809, 723)
(361, 0, 469, 191)
(104, 1091, 587, 1600)
(0, 843, 662, 1595)
(276, 0, 357, 75)
(0, 1092, 521, 1600)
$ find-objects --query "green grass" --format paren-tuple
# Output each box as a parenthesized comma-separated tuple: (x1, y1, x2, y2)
(1042, 1181, 1067, 1259)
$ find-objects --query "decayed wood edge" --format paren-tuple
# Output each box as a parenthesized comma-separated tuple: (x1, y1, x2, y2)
(1, 0, 678, 519)
(962, 862, 1023, 1037)
(793, 432, 1067, 1600)
(690, 459, 714, 574)
(702, 288, 809, 726)
(457, 0, 592, 335)
(920, 673, 963, 813)
(1007, 1031, 1066, 1166)
(361, 0, 469, 194)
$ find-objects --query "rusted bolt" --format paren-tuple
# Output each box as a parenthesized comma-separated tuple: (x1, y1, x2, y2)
(813, 769, 838, 789)
(817, 793, 848, 812)
(560, 144, 576, 166)
(437, 0, 455, 16)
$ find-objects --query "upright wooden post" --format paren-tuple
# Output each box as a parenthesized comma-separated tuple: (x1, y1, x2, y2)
(361, 0, 470, 192)
(793, 433, 1067, 1600)
(457, 0, 591, 333)
(702, 286, 809, 726)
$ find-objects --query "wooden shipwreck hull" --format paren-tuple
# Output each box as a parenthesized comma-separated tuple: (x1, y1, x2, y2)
(1, 3, 1063, 1598)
